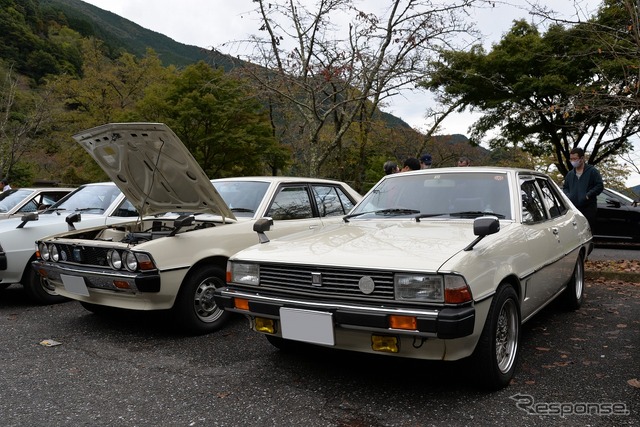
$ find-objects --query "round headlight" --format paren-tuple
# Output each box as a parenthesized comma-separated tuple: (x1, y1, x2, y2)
(108, 249, 122, 270)
(39, 243, 50, 261)
(48, 244, 59, 262)
(123, 251, 138, 272)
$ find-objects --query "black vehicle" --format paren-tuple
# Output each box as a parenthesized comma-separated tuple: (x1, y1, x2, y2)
(594, 188, 640, 241)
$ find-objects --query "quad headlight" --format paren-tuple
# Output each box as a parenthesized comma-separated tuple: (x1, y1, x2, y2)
(123, 251, 138, 272)
(49, 244, 60, 262)
(38, 242, 50, 261)
(107, 249, 122, 269)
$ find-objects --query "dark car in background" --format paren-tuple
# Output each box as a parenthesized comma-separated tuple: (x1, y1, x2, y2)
(594, 188, 640, 242)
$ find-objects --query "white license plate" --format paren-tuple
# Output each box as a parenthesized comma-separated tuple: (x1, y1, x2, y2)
(279, 307, 334, 345)
(61, 274, 90, 296)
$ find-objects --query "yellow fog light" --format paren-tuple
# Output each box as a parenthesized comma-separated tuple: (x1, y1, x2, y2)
(371, 335, 399, 353)
(389, 315, 417, 330)
(255, 317, 275, 334)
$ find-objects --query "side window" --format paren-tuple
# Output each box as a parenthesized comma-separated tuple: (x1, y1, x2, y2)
(537, 178, 568, 218)
(18, 200, 39, 213)
(113, 199, 139, 217)
(267, 186, 313, 220)
(312, 185, 355, 217)
(520, 180, 547, 224)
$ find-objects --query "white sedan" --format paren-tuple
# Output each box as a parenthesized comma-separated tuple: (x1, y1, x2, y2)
(32, 123, 361, 334)
(0, 183, 137, 302)
(215, 167, 593, 389)
(0, 187, 74, 219)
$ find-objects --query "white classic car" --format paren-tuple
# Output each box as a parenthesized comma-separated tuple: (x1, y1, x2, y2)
(0, 187, 74, 219)
(32, 122, 361, 334)
(0, 182, 137, 302)
(214, 167, 594, 389)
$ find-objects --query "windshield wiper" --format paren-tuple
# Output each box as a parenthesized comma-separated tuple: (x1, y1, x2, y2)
(343, 208, 420, 223)
(449, 211, 505, 219)
(75, 207, 105, 212)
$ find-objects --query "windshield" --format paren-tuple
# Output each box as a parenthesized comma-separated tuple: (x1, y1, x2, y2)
(0, 189, 33, 213)
(44, 184, 122, 214)
(212, 180, 270, 218)
(350, 172, 512, 220)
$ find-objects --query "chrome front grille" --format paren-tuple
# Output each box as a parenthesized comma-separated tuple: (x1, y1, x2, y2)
(55, 244, 110, 267)
(259, 264, 395, 300)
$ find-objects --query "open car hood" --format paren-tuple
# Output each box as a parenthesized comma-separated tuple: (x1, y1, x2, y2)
(73, 123, 235, 219)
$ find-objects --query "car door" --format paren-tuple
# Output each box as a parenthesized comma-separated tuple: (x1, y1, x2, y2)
(595, 190, 640, 240)
(263, 184, 324, 237)
(518, 176, 564, 320)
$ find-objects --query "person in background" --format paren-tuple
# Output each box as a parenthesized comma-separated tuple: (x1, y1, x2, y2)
(401, 157, 421, 172)
(1, 178, 10, 191)
(419, 154, 432, 169)
(562, 147, 603, 229)
(383, 161, 399, 175)
(457, 156, 471, 167)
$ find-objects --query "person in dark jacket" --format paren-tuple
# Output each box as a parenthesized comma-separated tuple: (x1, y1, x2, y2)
(562, 147, 604, 229)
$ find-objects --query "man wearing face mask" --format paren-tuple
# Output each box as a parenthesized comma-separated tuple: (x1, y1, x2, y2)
(562, 147, 604, 230)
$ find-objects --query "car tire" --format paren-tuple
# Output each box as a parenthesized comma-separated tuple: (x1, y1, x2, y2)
(473, 284, 520, 390)
(172, 265, 231, 335)
(23, 267, 68, 305)
(0, 283, 11, 291)
(561, 253, 584, 311)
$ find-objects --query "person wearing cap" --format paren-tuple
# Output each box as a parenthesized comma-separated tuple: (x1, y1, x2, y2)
(401, 157, 421, 172)
(383, 161, 399, 175)
(419, 154, 432, 169)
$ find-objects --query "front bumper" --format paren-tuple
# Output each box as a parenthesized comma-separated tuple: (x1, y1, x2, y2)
(31, 260, 160, 293)
(214, 287, 475, 340)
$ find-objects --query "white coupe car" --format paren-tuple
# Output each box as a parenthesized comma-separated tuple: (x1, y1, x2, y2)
(0, 183, 137, 302)
(214, 167, 593, 389)
(32, 122, 361, 334)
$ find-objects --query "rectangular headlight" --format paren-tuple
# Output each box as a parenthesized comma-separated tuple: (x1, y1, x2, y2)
(394, 274, 444, 302)
(230, 262, 259, 286)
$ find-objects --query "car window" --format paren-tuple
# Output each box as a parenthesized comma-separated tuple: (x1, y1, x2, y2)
(267, 186, 313, 220)
(312, 185, 355, 217)
(212, 180, 270, 218)
(536, 178, 567, 218)
(49, 185, 121, 214)
(520, 179, 547, 223)
(0, 189, 32, 212)
(112, 198, 139, 217)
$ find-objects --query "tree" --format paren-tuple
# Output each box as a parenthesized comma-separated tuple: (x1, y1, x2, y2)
(227, 0, 478, 189)
(135, 61, 290, 178)
(423, 0, 640, 179)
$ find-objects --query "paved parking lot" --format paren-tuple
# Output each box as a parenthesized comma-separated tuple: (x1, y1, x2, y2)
(1, 278, 638, 426)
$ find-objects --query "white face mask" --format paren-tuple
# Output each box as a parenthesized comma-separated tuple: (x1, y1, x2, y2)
(570, 160, 581, 169)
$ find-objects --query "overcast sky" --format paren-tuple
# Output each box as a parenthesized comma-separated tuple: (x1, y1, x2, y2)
(79, 1, 639, 186)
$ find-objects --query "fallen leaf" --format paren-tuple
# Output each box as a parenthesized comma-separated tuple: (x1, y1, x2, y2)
(628, 378, 640, 389)
(616, 324, 628, 328)
(535, 347, 551, 352)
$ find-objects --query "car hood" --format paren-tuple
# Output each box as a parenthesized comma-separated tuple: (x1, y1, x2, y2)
(236, 220, 504, 271)
(72, 123, 235, 219)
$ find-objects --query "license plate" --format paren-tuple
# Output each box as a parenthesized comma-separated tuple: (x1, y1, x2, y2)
(61, 274, 90, 296)
(280, 307, 334, 345)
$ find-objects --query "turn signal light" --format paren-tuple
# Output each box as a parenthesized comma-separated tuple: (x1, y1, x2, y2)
(389, 315, 417, 330)
(113, 280, 131, 290)
(371, 335, 399, 353)
(255, 317, 275, 334)
(233, 298, 249, 310)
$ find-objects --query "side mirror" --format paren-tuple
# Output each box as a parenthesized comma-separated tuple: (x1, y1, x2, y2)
(65, 212, 81, 231)
(17, 212, 39, 229)
(605, 198, 621, 208)
(464, 216, 500, 251)
(253, 217, 274, 243)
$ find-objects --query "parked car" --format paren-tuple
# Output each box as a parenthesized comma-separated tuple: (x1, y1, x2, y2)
(0, 187, 74, 219)
(593, 187, 640, 242)
(214, 167, 593, 389)
(0, 183, 137, 301)
(32, 122, 361, 335)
